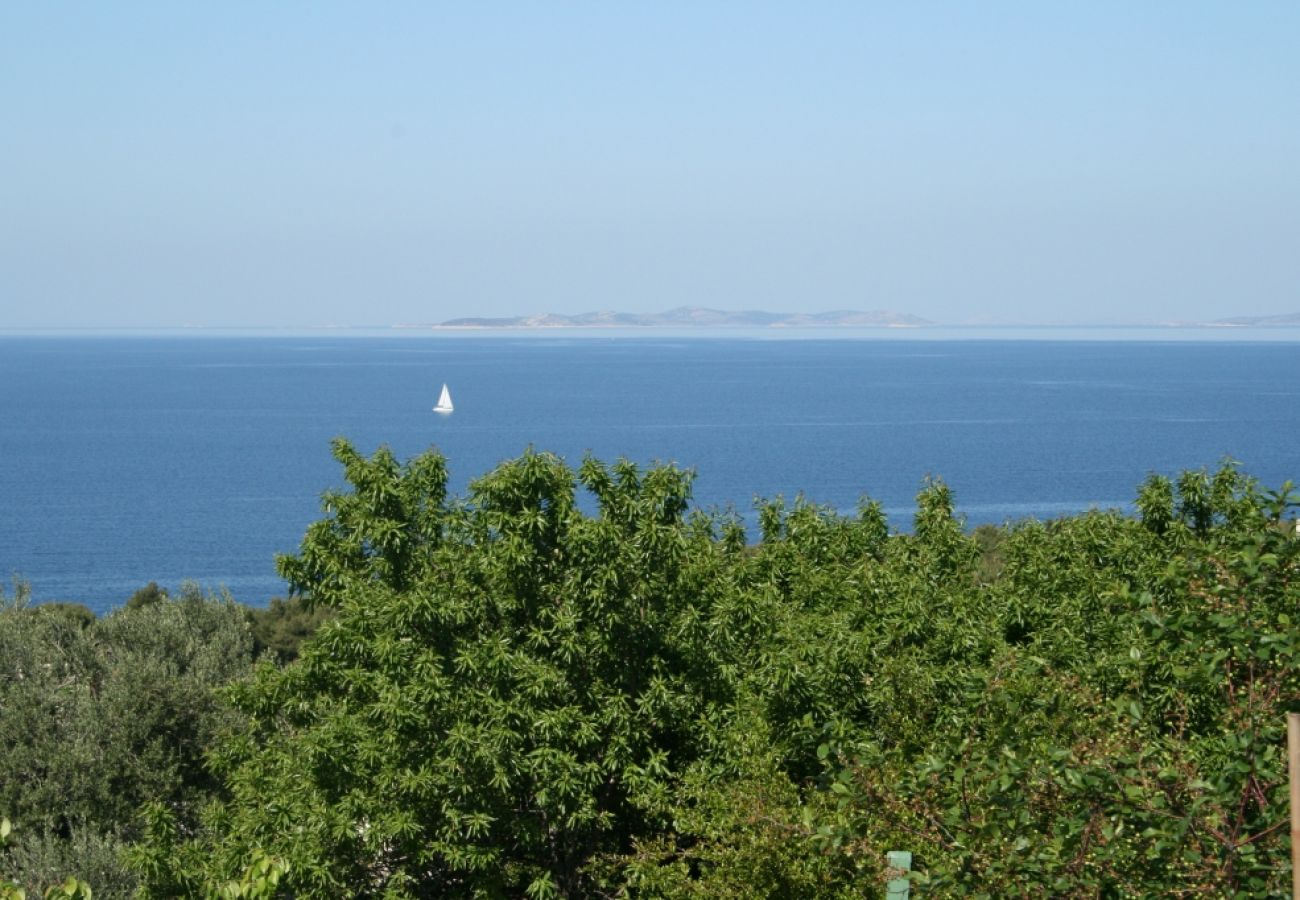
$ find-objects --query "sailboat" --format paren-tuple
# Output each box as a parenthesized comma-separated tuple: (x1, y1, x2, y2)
(433, 383, 454, 414)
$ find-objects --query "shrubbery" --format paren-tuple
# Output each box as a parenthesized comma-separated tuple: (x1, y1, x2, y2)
(3, 441, 1297, 896)
(0, 583, 258, 896)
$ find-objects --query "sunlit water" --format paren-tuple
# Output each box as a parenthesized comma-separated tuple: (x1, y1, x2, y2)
(3, 332, 1298, 613)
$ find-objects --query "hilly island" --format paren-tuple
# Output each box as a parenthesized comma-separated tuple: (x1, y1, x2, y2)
(397, 306, 1300, 330)
(407, 306, 932, 329)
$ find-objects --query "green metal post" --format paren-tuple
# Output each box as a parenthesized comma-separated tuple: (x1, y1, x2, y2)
(886, 849, 911, 899)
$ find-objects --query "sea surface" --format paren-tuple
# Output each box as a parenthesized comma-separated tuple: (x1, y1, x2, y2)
(2, 330, 1298, 614)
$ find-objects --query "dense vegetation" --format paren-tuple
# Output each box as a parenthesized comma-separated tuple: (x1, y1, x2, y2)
(3, 439, 1298, 896)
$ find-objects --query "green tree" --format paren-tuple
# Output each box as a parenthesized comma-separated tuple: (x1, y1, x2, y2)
(116, 448, 1300, 897)
(275, 438, 449, 609)
(126, 582, 168, 611)
(0, 586, 256, 897)
(243, 596, 333, 663)
(812, 466, 1300, 895)
(140, 445, 724, 897)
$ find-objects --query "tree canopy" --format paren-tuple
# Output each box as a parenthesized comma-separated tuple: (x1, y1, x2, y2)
(5, 440, 1299, 897)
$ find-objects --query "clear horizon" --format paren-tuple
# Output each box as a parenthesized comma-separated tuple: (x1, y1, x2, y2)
(3, 4, 1297, 328)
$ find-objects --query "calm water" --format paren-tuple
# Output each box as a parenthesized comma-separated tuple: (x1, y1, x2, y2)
(2, 333, 1298, 613)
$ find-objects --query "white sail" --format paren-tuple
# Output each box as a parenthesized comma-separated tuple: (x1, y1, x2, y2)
(433, 383, 454, 413)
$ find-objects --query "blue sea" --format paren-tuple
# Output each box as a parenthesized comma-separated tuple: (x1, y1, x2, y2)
(3, 330, 1298, 614)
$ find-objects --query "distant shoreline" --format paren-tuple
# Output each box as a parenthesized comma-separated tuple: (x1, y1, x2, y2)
(409, 322, 928, 331)
(412, 306, 935, 330)
(396, 305, 1300, 332)
(8, 325, 1300, 345)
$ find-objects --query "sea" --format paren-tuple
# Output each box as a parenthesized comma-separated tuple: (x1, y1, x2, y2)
(2, 328, 1298, 615)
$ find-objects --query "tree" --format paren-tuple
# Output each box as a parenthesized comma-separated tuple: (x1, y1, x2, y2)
(140, 444, 724, 897)
(275, 438, 449, 609)
(126, 582, 169, 610)
(122, 447, 1300, 896)
(811, 466, 1300, 895)
(0, 586, 256, 897)
(243, 596, 333, 663)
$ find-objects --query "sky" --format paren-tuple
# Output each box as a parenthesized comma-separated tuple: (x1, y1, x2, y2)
(2, 3, 1297, 328)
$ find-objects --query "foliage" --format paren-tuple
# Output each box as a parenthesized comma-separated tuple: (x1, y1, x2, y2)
(610, 706, 872, 898)
(970, 522, 1006, 585)
(126, 582, 168, 611)
(139, 445, 721, 896)
(1, 823, 128, 899)
(26, 604, 95, 630)
(0, 586, 258, 896)
(1, 818, 18, 900)
(244, 596, 333, 663)
(274, 437, 449, 609)
(7, 442, 1297, 896)
(813, 465, 1300, 895)
(1, 818, 95, 900)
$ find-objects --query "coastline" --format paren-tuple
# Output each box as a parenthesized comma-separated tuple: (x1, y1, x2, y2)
(7, 325, 1300, 342)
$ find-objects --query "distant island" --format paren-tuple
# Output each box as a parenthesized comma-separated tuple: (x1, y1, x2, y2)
(1206, 312, 1300, 327)
(403, 306, 933, 330)
(384, 307, 1300, 331)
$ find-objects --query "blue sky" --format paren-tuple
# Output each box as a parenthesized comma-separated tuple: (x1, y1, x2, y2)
(2, 3, 1297, 327)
